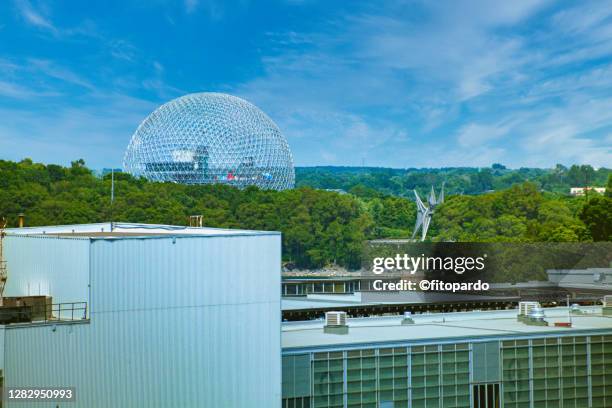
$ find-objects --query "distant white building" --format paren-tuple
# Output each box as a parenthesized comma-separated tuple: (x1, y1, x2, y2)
(570, 186, 606, 196)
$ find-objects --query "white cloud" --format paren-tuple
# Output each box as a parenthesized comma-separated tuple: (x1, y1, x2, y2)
(0, 93, 157, 168)
(108, 40, 138, 62)
(230, 0, 612, 168)
(12, 0, 133, 63)
(28, 59, 95, 90)
(0, 80, 58, 99)
(456, 93, 612, 168)
(0, 56, 174, 167)
(551, 2, 612, 35)
(153, 61, 164, 73)
(183, 0, 232, 19)
(14, 0, 57, 34)
(457, 124, 510, 148)
(4, 0, 611, 169)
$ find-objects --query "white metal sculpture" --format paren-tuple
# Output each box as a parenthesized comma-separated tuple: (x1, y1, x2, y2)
(412, 184, 444, 241)
(124, 93, 295, 191)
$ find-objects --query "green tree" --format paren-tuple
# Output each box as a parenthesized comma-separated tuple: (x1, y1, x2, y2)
(580, 196, 612, 241)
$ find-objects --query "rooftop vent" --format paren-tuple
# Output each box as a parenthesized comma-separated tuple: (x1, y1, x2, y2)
(529, 305, 545, 320)
(570, 303, 584, 315)
(524, 305, 548, 326)
(324, 311, 348, 335)
(401, 311, 414, 325)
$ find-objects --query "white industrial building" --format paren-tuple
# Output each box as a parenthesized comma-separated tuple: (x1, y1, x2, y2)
(2, 222, 612, 408)
(0, 222, 282, 407)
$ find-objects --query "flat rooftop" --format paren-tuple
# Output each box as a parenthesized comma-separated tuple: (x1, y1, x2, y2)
(283, 294, 373, 311)
(282, 292, 517, 311)
(282, 306, 612, 351)
(5, 222, 279, 238)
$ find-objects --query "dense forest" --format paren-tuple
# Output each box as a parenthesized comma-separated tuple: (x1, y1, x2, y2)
(296, 164, 611, 196)
(0, 159, 610, 270)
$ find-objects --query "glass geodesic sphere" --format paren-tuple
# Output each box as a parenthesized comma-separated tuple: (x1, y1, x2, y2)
(123, 92, 295, 190)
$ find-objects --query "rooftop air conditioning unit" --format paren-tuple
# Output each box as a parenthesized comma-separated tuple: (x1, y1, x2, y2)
(324, 311, 348, 335)
(326, 311, 346, 326)
(518, 301, 540, 320)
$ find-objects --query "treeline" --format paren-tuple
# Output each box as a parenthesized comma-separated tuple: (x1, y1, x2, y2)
(296, 164, 611, 196)
(0, 159, 375, 269)
(0, 159, 609, 271)
(430, 182, 611, 242)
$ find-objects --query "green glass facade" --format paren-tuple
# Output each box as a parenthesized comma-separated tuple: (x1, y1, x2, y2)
(282, 334, 612, 408)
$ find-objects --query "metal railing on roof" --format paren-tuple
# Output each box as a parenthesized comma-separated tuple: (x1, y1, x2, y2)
(0, 302, 88, 325)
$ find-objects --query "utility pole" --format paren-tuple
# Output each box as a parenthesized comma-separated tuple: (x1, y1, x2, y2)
(567, 294, 572, 326)
(0, 217, 7, 307)
(584, 167, 590, 200)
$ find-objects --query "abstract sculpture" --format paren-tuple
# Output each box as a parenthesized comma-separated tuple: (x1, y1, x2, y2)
(412, 184, 444, 241)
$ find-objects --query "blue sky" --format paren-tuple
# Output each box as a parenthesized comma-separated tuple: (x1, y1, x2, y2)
(0, 0, 611, 169)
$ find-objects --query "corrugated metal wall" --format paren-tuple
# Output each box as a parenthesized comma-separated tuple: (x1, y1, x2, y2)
(4, 233, 282, 408)
(0, 326, 4, 372)
(3, 235, 90, 305)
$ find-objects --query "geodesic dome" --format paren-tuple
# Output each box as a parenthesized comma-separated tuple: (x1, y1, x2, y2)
(123, 92, 295, 190)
